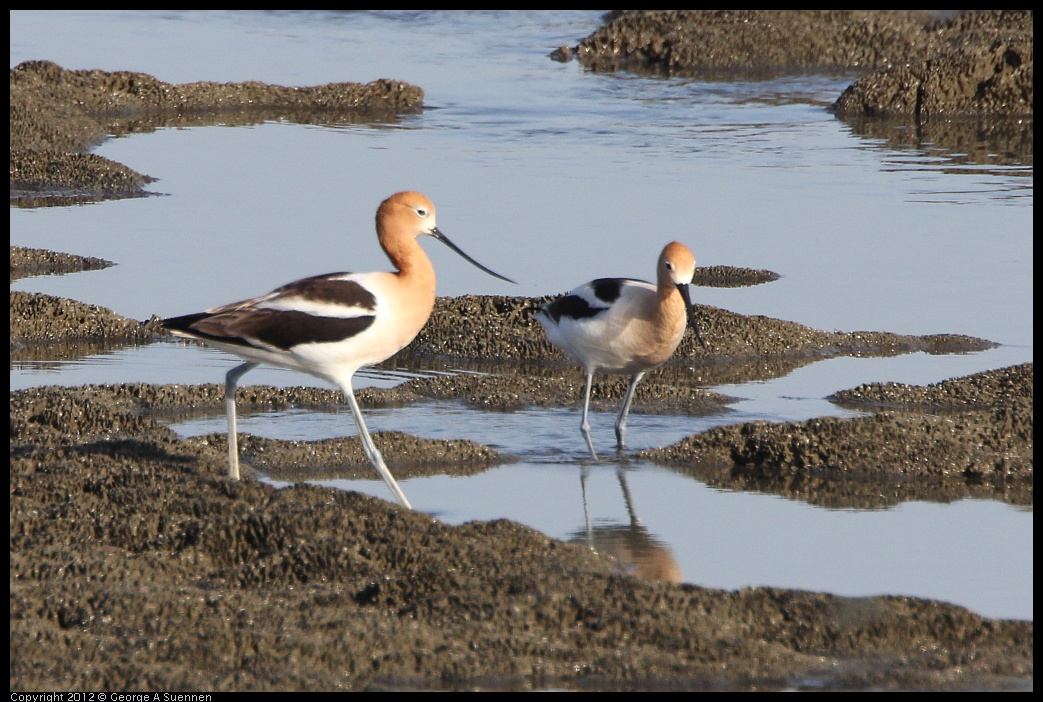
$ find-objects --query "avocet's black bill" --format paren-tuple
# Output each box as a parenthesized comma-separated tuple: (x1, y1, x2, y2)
(431, 227, 516, 284)
(677, 283, 708, 349)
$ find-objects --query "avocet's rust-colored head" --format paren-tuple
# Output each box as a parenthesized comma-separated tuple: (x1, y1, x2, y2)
(376, 191, 514, 283)
(658, 241, 707, 349)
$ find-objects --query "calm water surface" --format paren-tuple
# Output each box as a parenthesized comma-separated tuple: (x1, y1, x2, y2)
(10, 11, 1032, 620)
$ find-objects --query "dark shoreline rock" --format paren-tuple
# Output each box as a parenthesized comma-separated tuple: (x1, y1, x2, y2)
(552, 10, 1033, 170)
(559, 10, 1032, 121)
(560, 10, 941, 75)
(9, 378, 1034, 690)
(640, 369, 1033, 509)
(10, 245, 113, 283)
(10, 60, 425, 203)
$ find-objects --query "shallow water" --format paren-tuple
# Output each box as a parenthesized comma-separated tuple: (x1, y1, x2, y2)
(9, 10, 1033, 620)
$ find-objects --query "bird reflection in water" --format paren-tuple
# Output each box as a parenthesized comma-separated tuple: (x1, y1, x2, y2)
(570, 465, 682, 584)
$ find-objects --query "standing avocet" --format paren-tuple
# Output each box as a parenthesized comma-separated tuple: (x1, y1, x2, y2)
(534, 241, 707, 457)
(161, 191, 514, 510)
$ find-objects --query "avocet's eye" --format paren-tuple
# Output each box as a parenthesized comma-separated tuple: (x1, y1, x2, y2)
(665, 261, 674, 270)
(416, 207, 428, 217)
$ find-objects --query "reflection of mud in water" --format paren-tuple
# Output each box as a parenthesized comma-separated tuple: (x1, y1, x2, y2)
(571, 466, 683, 584)
(835, 114, 1033, 172)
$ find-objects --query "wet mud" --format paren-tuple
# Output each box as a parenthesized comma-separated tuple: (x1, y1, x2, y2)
(9, 10, 1033, 692)
(555, 10, 1033, 170)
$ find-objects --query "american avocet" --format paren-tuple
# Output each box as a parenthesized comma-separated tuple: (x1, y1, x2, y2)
(161, 191, 514, 509)
(534, 241, 707, 456)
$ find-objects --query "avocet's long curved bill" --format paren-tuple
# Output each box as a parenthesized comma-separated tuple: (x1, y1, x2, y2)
(677, 283, 708, 349)
(431, 227, 516, 284)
